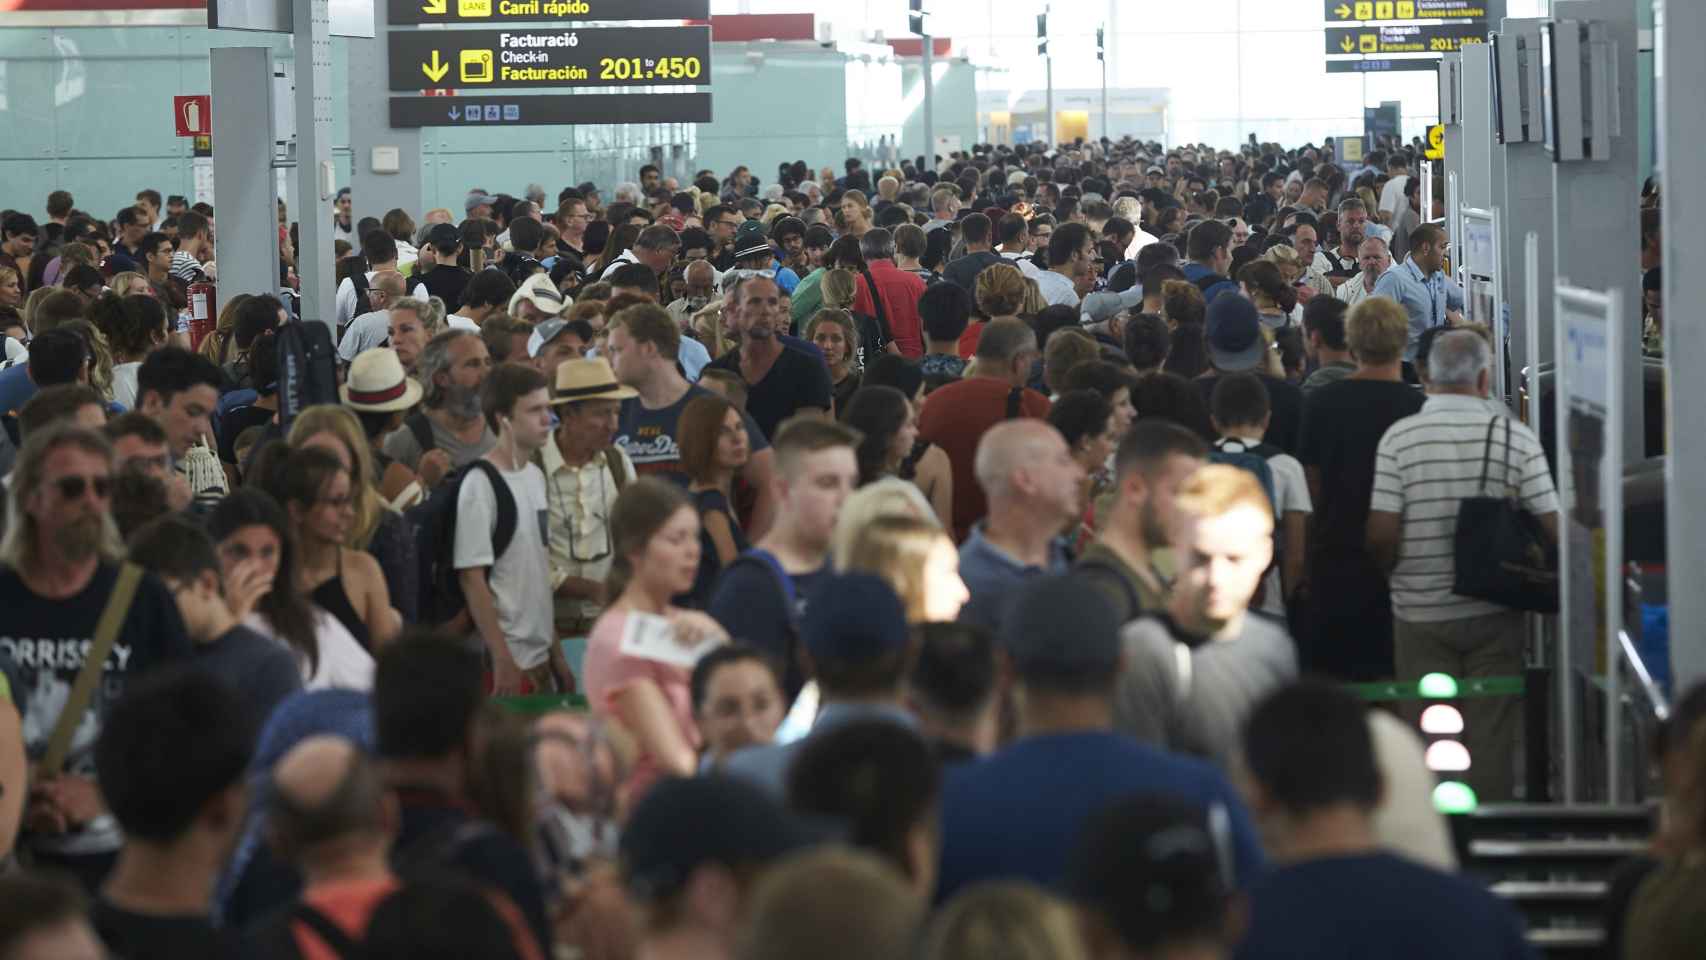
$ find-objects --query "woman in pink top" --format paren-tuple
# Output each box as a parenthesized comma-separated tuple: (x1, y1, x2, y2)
(582, 478, 728, 797)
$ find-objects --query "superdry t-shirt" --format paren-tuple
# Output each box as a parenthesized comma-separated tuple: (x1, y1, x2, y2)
(615, 384, 769, 485)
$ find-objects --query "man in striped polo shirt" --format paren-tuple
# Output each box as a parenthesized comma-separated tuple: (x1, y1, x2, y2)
(1366, 330, 1558, 802)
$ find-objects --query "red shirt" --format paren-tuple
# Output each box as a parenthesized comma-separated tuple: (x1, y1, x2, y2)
(957, 321, 985, 359)
(864, 259, 927, 357)
(917, 376, 1051, 542)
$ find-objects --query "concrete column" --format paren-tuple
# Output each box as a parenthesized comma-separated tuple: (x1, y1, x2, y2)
(1500, 18, 1555, 373)
(1551, 0, 1642, 466)
(294, 0, 336, 330)
(210, 47, 282, 303)
(1658, 0, 1706, 688)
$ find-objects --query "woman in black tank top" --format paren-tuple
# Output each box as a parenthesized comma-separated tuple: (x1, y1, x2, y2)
(278, 446, 400, 652)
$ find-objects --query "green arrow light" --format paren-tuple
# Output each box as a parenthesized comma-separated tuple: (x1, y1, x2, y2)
(1433, 780, 1478, 814)
(1418, 672, 1459, 698)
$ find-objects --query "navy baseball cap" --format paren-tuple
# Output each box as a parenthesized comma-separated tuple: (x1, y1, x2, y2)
(1001, 575, 1122, 676)
(1205, 293, 1265, 372)
(802, 573, 910, 664)
(621, 775, 831, 901)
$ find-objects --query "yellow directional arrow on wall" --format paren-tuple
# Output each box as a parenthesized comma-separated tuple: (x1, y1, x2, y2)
(422, 0, 447, 12)
(421, 51, 449, 83)
(1340, 35, 1357, 52)
(1335, 3, 1351, 16)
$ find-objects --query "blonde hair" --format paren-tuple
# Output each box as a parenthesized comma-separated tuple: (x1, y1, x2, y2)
(840, 515, 950, 623)
(1176, 463, 1274, 530)
(830, 477, 937, 569)
(974, 263, 1028, 318)
(821, 268, 858, 311)
(923, 882, 1090, 960)
(690, 302, 735, 359)
(1018, 278, 1048, 319)
(109, 272, 151, 298)
(1346, 296, 1410, 366)
(1261, 243, 1303, 281)
(287, 405, 385, 549)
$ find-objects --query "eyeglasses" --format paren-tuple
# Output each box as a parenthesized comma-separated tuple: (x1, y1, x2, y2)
(54, 474, 111, 500)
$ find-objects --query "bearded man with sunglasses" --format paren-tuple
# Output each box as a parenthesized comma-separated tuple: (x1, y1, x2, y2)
(0, 423, 191, 891)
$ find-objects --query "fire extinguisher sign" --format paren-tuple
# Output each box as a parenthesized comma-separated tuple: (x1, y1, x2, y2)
(174, 95, 212, 138)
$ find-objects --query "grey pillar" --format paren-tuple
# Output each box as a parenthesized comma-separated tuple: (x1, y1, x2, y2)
(1441, 52, 1465, 202)
(1500, 18, 1555, 374)
(210, 47, 282, 303)
(1460, 43, 1495, 210)
(1551, 0, 1642, 466)
(294, 0, 336, 331)
(349, 0, 423, 225)
(1659, 0, 1706, 689)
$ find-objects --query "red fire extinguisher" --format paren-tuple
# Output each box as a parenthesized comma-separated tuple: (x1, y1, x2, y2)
(187, 280, 217, 352)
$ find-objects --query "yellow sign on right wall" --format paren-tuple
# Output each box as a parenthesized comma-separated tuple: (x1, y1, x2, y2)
(1425, 123, 1446, 160)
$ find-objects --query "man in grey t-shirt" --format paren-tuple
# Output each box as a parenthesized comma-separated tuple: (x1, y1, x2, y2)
(381, 329, 495, 488)
(1114, 464, 1297, 768)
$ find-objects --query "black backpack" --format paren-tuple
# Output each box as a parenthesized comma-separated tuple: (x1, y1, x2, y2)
(274, 321, 339, 429)
(406, 460, 518, 625)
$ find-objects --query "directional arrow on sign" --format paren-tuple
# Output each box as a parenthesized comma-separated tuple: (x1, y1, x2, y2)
(1335, 3, 1351, 16)
(422, 0, 446, 12)
(422, 51, 449, 83)
(1340, 35, 1356, 52)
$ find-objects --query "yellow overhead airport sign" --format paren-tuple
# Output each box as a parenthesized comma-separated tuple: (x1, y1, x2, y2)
(1425, 124, 1445, 159)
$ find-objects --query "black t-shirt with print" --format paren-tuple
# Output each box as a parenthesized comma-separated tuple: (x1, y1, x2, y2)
(0, 563, 192, 857)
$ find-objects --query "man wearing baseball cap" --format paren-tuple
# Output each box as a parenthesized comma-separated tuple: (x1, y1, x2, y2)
(728, 220, 798, 295)
(721, 573, 917, 797)
(527, 317, 595, 382)
(465, 192, 497, 219)
(1193, 293, 1304, 454)
(935, 575, 1261, 902)
(418, 221, 471, 311)
(620, 775, 829, 960)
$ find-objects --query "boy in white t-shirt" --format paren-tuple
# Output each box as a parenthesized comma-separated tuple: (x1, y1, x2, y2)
(454, 362, 569, 694)
(1209, 372, 1312, 618)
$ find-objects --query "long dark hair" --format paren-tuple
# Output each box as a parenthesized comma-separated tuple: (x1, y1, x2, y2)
(278, 445, 349, 546)
(606, 478, 693, 599)
(206, 488, 319, 675)
(844, 385, 911, 485)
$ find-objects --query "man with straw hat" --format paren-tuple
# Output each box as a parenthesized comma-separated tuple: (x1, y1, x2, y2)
(341, 347, 425, 509)
(541, 357, 636, 645)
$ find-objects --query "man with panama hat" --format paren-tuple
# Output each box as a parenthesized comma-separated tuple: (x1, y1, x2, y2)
(341, 347, 427, 509)
(540, 357, 637, 644)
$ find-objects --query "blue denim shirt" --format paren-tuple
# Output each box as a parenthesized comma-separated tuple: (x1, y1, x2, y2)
(957, 523, 1072, 633)
(1371, 256, 1465, 361)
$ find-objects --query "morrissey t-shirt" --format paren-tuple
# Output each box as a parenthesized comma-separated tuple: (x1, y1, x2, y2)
(0, 563, 192, 856)
(616, 385, 770, 486)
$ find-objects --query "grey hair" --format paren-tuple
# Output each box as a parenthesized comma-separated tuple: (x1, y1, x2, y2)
(0, 423, 124, 569)
(417, 329, 478, 409)
(388, 295, 435, 334)
(613, 182, 642, 204)
(859, 228, 896, 263)
(1428, 329, 1491, 389)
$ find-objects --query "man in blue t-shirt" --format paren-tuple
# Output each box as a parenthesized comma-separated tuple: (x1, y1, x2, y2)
(936, 575, 1263, 903)
(1233, 681, 1532, 960)
(708, 417, 859, 702)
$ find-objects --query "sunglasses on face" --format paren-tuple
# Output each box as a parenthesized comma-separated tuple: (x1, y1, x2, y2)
(54, 474, 111, 500)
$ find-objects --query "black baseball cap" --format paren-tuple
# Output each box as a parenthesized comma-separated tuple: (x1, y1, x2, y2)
(620, 775, 832, 902)
(1067, 796, 1233, 953)
(1001, 575, 1122, 677)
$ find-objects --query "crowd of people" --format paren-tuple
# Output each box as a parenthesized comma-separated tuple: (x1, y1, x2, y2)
(0, 133, 1669, 960)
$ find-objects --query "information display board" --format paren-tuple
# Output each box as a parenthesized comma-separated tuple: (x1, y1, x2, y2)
(1323, 0, 1486, 75)
(388, 26, 709, 91)
(389, 91, 711, 126)
(388, 0, 708, 26)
